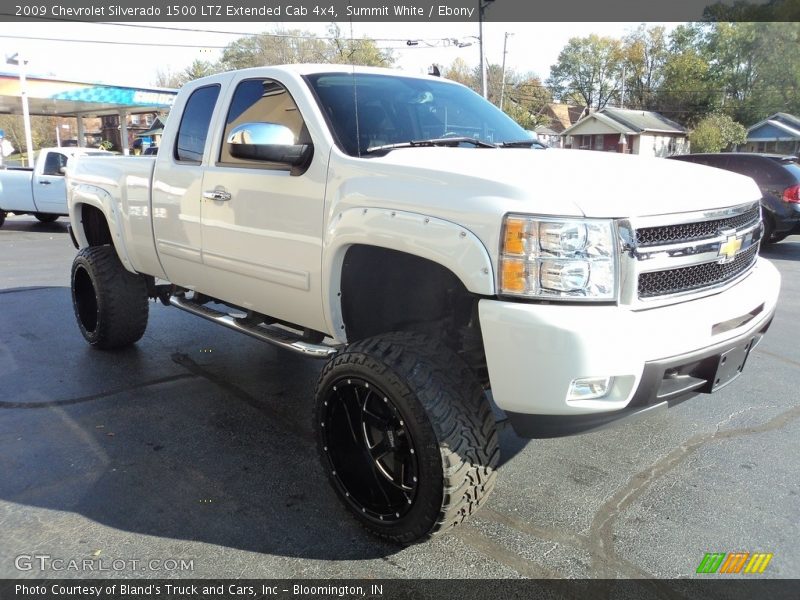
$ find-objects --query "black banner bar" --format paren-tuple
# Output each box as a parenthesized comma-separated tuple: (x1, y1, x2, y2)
(0, 0, 797, 23)
(2, 579, 800, 600)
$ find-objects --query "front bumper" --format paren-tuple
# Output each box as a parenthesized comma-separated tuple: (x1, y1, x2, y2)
(479, 257, 781, 438)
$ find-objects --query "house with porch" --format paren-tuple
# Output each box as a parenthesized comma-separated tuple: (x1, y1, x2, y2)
(562, 107, 689, 157)
(742, 113, 800, 155)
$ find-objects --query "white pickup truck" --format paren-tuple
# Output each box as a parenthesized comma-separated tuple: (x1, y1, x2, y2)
(0, 147, 108, 228)
(66, 65, 780, 543)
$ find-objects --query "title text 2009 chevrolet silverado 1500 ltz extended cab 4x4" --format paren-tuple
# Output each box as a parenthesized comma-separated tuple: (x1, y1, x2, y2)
(0, 147, 108, 227)
(66, 65, 780, 543)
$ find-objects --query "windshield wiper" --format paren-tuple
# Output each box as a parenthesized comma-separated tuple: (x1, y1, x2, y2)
(366, 137, 497, 153)
(499, 139, 547, 149)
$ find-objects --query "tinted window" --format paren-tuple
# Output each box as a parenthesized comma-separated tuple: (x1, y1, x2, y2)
(306, 73, 531, 156)
(175, 85, 220, 163)
(43, 151, 68, 176)
(219, 78, 307, 166)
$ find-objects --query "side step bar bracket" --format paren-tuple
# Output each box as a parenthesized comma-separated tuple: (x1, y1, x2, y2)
(169, 294, 339, 359)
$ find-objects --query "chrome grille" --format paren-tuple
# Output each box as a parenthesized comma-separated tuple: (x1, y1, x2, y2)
(620, 202, 762, 306)
(636, 204, 760, 247)
(638, 245, 758, 298)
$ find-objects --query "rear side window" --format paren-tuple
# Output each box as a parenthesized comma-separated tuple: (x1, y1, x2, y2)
(175, 85, 220, 163)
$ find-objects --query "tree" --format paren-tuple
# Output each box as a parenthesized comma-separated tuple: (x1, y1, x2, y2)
(0, 115, 59, 154)
(326, 24, 395, 67)
(621, 25, 669, 110)
(219, 29, 331, 70)
(688, 113, 747, 153)
(218, 27, 393, 71)
(442, 57, 475, 88)
(503, 75, 552, 129)
(546, 34, 623, 110)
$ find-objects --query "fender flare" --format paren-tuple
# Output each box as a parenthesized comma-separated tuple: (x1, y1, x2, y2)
(322, 207, 496, 342)
(70, 184, 137, 274)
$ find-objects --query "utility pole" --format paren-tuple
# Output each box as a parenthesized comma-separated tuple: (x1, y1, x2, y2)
(620, 65, 626, 109)
(478, 0, 494, 99)
(500, 32, 513, 111)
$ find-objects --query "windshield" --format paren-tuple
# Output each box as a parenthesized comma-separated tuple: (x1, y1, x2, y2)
(305, 72, 533, 156)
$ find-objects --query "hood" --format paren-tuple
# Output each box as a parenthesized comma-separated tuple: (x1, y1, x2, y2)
(362, 147, 761, 218)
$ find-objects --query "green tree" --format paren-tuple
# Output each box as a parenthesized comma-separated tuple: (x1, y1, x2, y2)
(621, 25, 669, 109)
(0, 114, 59, 154)
(688, 113, 747, 153)
(326, 24, 395, 67)
(442, 57, 475, 88)
(546, 34, 623, 110)
(218, 27, 393, 71)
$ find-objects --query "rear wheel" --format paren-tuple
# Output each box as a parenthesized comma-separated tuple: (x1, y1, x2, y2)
(314, 332, 498, 543)
(34, 213, 59, 223)
(71, 245, 149, 349)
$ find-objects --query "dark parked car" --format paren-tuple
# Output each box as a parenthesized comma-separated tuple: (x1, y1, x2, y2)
(143, 145, 158, 156)
(669, 153, 800, 244)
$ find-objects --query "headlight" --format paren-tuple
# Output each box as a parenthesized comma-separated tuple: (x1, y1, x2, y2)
(499, 215, 618, 300)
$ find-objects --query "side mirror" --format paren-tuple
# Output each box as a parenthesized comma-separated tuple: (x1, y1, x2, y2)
(227, 122, 313, 167)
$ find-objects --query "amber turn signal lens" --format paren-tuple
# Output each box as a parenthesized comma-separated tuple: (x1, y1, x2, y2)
(503, 218, 527, 256)
(500, 259, 527, 293)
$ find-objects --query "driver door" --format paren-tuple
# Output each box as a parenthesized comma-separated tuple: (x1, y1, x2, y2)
(198, 76, 328, 333)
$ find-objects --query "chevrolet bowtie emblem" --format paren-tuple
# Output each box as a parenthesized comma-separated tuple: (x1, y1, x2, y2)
(719, 234, 743, 261)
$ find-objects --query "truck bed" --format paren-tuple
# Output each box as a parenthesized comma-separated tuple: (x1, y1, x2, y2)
(0, 168, 35, 212)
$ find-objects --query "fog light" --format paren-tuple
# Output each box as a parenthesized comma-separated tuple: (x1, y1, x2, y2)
(568, 376, 614, 401)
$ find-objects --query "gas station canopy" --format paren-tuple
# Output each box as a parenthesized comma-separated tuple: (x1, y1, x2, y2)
(0, 71, 176, 117)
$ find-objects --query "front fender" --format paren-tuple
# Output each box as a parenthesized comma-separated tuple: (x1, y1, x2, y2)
(322, 207, 495, 342)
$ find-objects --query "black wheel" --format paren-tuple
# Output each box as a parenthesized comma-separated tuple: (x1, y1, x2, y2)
(761, 215, 775, 246)
(0, 210, 5, 228)
(71, 245, 149, 349)
(314, 332, 499, 543)
(34, 213, 59, 223)
(772, 231, 791, 243)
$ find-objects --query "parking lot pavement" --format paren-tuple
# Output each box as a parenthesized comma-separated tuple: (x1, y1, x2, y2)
(1, 214, 798, 580)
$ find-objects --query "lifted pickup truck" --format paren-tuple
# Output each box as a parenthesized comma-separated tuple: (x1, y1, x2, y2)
(0, 147, 108, 228)
(67, 65, 780, 543)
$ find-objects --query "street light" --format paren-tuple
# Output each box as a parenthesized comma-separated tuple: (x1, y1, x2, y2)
(478, 0, 495, 99)
(5, 52, 34, 168)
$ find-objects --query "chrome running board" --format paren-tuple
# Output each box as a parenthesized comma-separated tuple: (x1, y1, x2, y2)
(169, 294, 339, 359)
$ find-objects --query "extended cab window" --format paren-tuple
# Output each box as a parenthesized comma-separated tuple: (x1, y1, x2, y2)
(175, 84, 220, 163)
(42, 152, 68, 176)
(219, 78, 307, 168)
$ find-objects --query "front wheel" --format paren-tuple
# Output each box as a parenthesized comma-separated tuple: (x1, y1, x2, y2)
(71, 245, 149, 349)
(314, 332, 499, 543)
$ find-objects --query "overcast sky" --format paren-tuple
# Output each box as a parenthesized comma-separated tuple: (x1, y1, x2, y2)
(0, 21, 676, 88)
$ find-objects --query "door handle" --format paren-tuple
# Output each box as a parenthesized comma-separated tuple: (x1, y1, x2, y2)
(39, 180, 52, 185)
(202, 190, 231, 201)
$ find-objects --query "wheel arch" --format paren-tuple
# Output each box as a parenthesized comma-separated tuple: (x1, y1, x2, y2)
(71, 186, 137, 274)
(322, 208, 496, 343)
